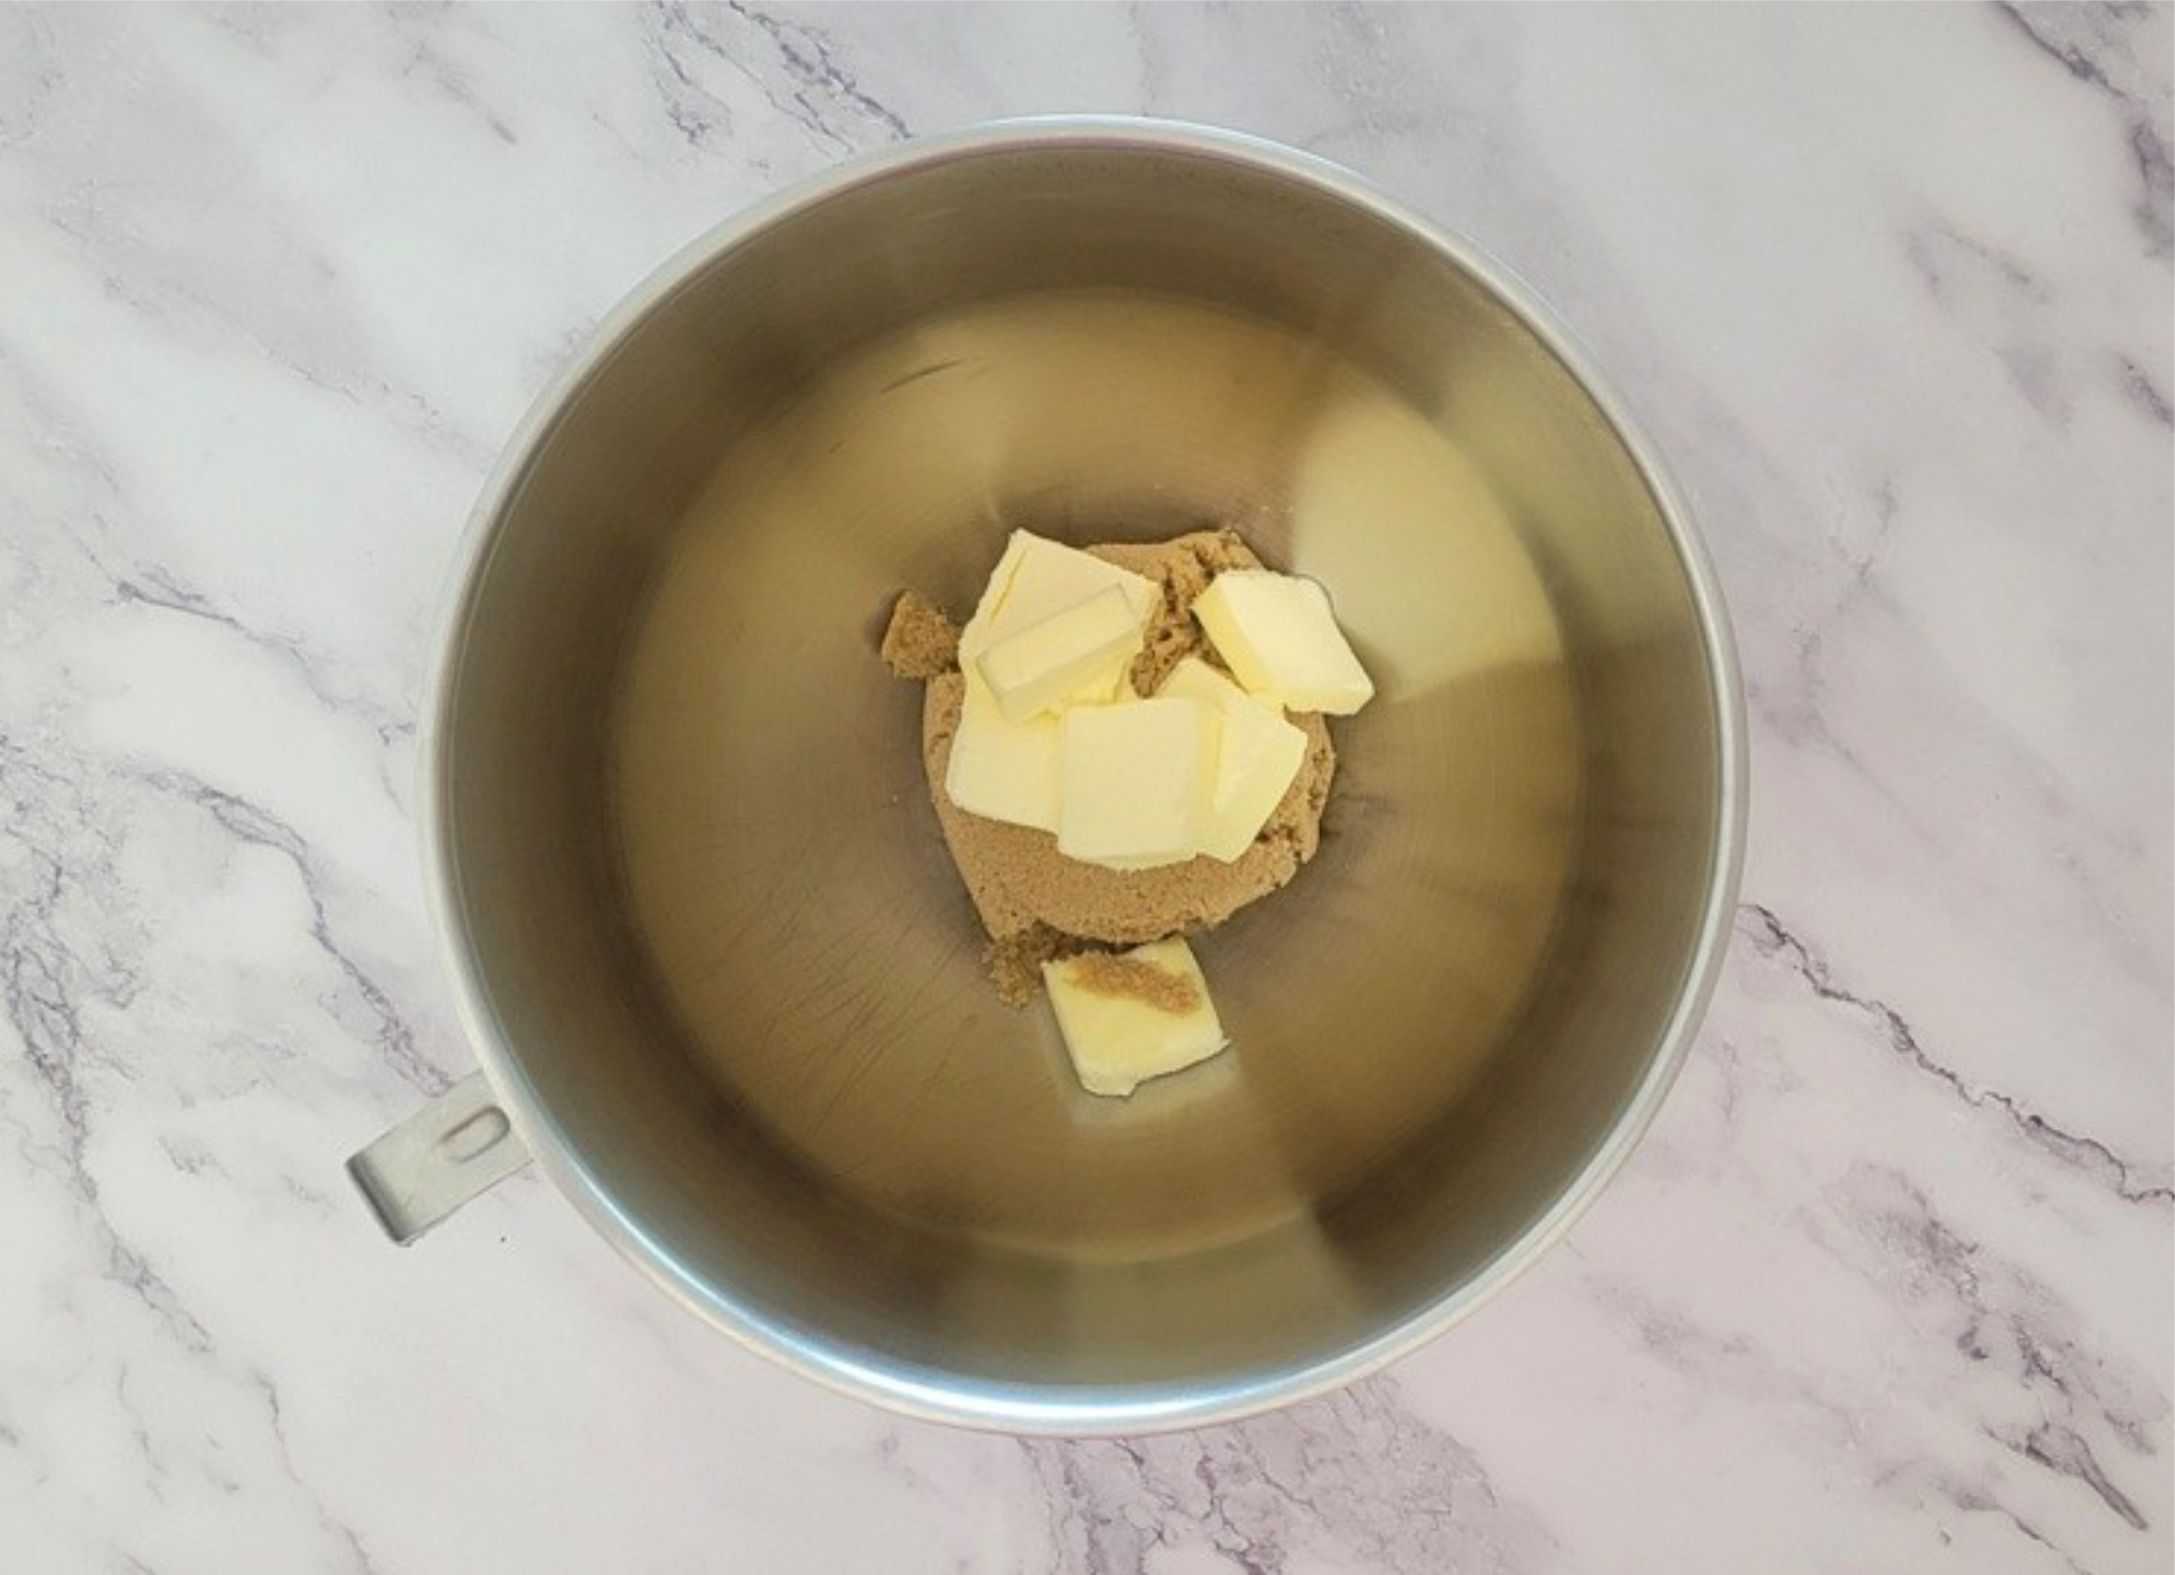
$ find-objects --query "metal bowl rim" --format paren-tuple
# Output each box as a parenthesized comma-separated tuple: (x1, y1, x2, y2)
(418, 115, 1750, 1435)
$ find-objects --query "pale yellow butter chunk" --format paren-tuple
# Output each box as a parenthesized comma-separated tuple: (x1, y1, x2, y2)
(1057, 697, 1217, 869)
(956, 530, 1158, 663)
(976, 584, 1145, 724)
(944, 531, 1158, 830)
(1156, 657, 1309, 862)
(1043, 937, 1228, 1098)
(1193, 569, 1375, 714)
(944, 669, 1061, 831)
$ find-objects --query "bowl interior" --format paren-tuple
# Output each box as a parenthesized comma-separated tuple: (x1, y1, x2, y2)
(439, 133, 1726, 1418)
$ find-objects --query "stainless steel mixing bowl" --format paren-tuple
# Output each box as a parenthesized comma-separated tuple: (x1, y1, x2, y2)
(359, 119, 1745, 1433)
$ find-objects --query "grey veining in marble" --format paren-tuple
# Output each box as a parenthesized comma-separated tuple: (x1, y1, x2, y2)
(0, 4, 2167, 1572)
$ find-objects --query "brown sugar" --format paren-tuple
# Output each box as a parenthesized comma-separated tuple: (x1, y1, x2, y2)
(1065, 949, 1202, 1015)
(891, 529, 1338, 1003)
(982, 923, 1076, 1008)
(879, 590, 960, 678)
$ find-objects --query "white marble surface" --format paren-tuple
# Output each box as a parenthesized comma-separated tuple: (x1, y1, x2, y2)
(1, 3, 2168, 1570)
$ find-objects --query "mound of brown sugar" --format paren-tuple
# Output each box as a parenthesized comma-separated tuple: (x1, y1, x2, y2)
(882, 529, 1337, 1004)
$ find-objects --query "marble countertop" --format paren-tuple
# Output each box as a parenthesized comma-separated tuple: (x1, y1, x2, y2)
(3, 5, 2168, 1571)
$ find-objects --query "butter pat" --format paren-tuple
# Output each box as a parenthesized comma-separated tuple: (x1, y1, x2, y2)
(976, 585, 1145, 724)
(1057, 697, 1217, 869)
(957, 530, 1159, 663)
(1043, 937, 1228, 1097)
(1193, 569, 1375, 714)
(1156, 658, 1309, 862)
(943, 670, 1060, 831)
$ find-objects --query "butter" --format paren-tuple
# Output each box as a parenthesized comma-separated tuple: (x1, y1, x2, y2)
(954, 529, 1029, 660)
(1192, 569, 1375, 714)
(1043, 937, 1228, 1097)
(1156, 657, 1309, 862)
(957, 530, 1158, 664)
(943, 669, 1061, 831)
(976, 585, 1145, 724)
(1057, 697, 1217, 869)
(945, 531, 1159, 830)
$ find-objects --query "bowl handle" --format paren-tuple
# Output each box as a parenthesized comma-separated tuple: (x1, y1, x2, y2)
(347, 1071, 531, 1243)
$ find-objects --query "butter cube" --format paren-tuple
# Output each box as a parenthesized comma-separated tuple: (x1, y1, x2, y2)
(1043, 937, 1228, 1097)
(944, 670, 1060, 831)
(955, 529, 1032, 660)
(1156, 657, 1309, 862)
(976, 585, 1145, 724)
(957, 530, 1159, 663)
(1057, 697, 1217, 869)
(1193, 569, 1374, 714)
